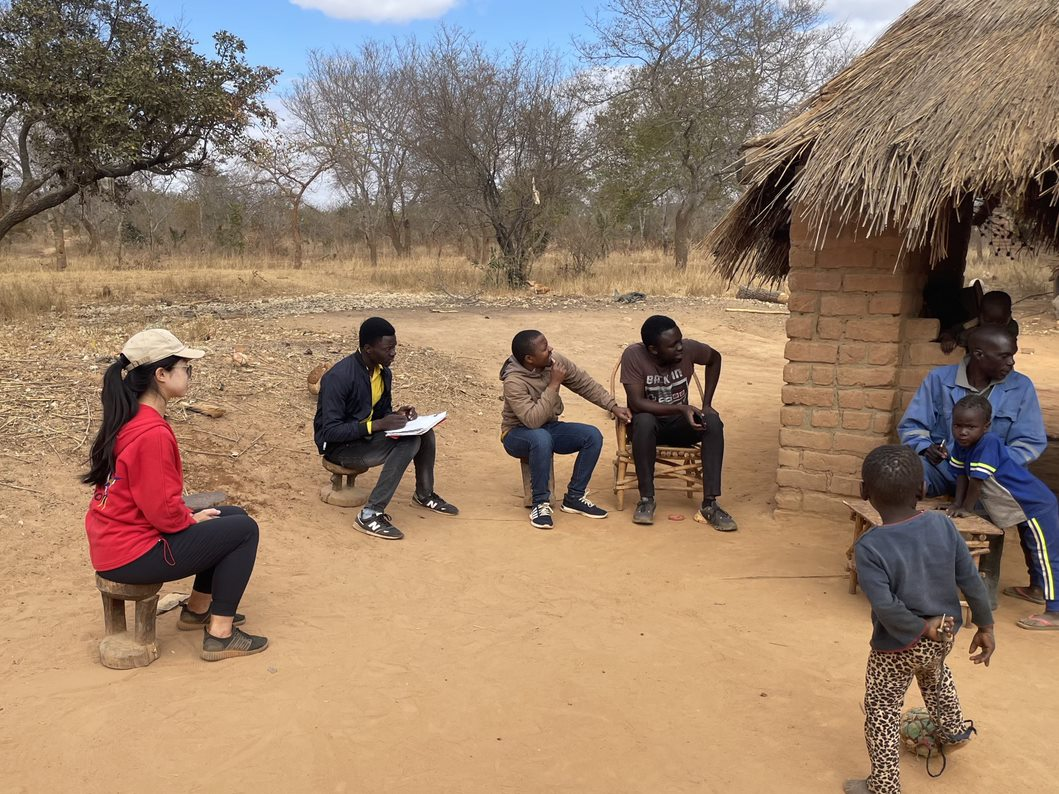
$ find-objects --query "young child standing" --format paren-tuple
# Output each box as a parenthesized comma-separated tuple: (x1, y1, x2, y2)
(844, 444, 995, 794)
(947, 393, 1059, 629)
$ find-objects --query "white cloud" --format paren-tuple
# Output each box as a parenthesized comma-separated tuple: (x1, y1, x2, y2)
(823, 0, 917, 43)
(290, 0, 459, 23)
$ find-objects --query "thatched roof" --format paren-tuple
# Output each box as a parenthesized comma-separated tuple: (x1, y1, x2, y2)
(707, 0, 1059, 282)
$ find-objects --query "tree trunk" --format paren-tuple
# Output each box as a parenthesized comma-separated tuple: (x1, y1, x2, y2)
(363, 229, 379, 267)
(673, 203, 693, 271)
(50, 209, 67, 271)
(79, 213, 101, 254)
(291, 200, 303, 269)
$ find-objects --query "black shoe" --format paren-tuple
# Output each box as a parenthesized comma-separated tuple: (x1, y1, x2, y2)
(177, 606, 246, 631)
(700, 502, 738, 532)
(633, 498, 655, 525)
(412, 492, 459, 516)
(942, 720, 977, 746)
(201, 628, 269, 661)
(354, 511, 404, 540)
(561, 494, 608, 519)
(529, 502, 554, 529)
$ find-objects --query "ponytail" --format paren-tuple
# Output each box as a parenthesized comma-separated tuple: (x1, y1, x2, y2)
(82, 353, 181, 487)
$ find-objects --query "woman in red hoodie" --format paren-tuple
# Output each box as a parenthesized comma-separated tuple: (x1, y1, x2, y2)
(84, 329, 268, 661)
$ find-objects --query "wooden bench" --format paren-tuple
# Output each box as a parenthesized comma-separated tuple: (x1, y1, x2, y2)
(844, 498, 1006, 621)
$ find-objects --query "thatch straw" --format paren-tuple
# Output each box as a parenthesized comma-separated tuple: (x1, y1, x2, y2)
(707, 0, 1059, 282)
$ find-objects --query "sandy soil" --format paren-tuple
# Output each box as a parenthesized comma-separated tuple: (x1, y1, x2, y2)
(1, 295, 1057, 793)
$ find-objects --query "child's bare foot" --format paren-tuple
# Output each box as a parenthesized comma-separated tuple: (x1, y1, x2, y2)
(842, 780, 869, 793)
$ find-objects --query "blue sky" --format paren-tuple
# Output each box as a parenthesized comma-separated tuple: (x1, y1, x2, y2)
(145, 0, 916, 93)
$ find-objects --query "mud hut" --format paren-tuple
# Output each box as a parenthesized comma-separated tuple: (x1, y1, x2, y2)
(706, 0, 1059, 518)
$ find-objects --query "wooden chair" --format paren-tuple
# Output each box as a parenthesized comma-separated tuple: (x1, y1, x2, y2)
(320, 458, 369, 508)
(609, 355, 705, 511)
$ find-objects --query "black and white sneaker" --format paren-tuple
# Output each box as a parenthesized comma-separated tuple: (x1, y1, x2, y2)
(354, 511, 404, 540)
(529, 502, 554, 529)
(411, 492, 459, 516)
(561, 494, 608, 519)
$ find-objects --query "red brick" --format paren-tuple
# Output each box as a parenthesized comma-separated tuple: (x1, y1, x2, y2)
(816, 316, 845, 340)
(902, 318, 940, 341)
(781, 385, 835, 407)
(899, 391, 915, 412)
(781, 406, 807, 427)
(783, 362, 811, 385)
(845, 317, 903, 343)
(780, 428, 834, 451)
(774, 487, 803, 512)
(777, 467, 829, 491)
(838, 343, 867, 364)
(838, 390, 867, 409)
(811, 365, 835, 386)
(898, 367, 932, 390)
(842, 273, 906, 292)
(872, 412, 894, 435)
(905, 341, 956, 367)
(787, 291, 820, 313)
(820, 294, 869, 316)
(833, 432, 886, 455)
(866, 344, 899, 366)
(841, 412, 872, 431)
(816, 246, 875, 269)
(811, 409, 840, 428)
(801, 452, 863, 475)
(830, 475, 863, 497)
(777, 448, 801, 468)
(785, 339, 838, 363)
(786, 313, 816, 340)
(836, 366, 898, 388)
(868, 292, 911, 315)
(788, 271, 841, 292)
(865, 389, 898, 411)
(802, 492, 850, 517)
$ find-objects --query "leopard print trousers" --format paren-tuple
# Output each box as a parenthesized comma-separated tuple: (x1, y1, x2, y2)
(862, 638, 963, 793)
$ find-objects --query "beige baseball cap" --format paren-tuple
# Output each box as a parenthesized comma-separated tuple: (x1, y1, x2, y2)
(122, 329, 205, 372)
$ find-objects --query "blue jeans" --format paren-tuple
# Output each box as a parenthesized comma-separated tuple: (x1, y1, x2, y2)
(921, 457, 956, 497)
(502, 421, 603, 505)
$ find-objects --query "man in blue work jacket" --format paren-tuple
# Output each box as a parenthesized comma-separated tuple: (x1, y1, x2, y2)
(898, 324, 1047, 605)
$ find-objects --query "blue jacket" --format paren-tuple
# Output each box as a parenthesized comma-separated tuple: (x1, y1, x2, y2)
(898, 358, 1046, 466)
(313, 352, 393, 453)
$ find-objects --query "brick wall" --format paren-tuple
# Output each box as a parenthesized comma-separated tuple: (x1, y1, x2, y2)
(775, 215, 961, 520)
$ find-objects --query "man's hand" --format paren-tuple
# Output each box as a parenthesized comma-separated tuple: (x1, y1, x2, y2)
(968, 626, 995, 666)
(193, 508, 220, 523)
(396, 405, 417, 420)
(939, 332, 958, 354)
(679, 404, 704, 430)
(923, 615, 955, 641)
(612, 406, 632, 424)
(946, 505, 972, 518)
(924, 443, 949, 465)
(374, 413, 409, 432)
(548, 360, 569, 389)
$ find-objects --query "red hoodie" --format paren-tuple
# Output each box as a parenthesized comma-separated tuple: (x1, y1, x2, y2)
(85, 405, 194, 571)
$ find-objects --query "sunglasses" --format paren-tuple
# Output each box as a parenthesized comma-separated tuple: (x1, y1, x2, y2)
(170, 363, 193, 377)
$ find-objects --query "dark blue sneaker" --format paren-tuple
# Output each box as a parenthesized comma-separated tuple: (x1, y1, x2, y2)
(529, 502, 554, 529)
(355, 511, 404, 540)
(561, 494, 608, 519)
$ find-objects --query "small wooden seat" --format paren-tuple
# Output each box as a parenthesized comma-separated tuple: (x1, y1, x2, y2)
(95, 575, 162, 670)
(320, 458, 369, 508)
(843, 498, 1008, 621)
(519, 458, 557, 508)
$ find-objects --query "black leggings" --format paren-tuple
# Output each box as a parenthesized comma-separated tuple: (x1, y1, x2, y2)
(98, 506, 259, 617)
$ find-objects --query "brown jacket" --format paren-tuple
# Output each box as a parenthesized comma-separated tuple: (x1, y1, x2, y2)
(500, 351, 617, 435)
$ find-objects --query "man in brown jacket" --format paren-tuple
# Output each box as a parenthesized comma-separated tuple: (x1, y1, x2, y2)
(501, 330, 632, 529)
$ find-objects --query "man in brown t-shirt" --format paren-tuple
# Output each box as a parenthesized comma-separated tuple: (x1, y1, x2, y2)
(620, 314, 737, 531)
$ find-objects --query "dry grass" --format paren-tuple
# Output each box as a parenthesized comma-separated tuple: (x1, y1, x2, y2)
(0, 248, 738, 320)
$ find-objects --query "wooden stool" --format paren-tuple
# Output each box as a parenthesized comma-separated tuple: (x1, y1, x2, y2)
(519, 458, 556, 508)
(320, 458, 369, 508)
(95, 575, 162, 670)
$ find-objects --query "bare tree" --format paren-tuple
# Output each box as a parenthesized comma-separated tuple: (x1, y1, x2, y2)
(241, 127, 332, 268)
(408, 28, 590, 285)
(581, 0, 851, 269)
(289, 43, 419, 264)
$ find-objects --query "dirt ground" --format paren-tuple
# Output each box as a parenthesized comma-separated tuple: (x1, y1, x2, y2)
(1, 294, 1057, 793)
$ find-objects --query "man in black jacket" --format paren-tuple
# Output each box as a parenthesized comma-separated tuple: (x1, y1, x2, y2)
(313, 317, 458, 540)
